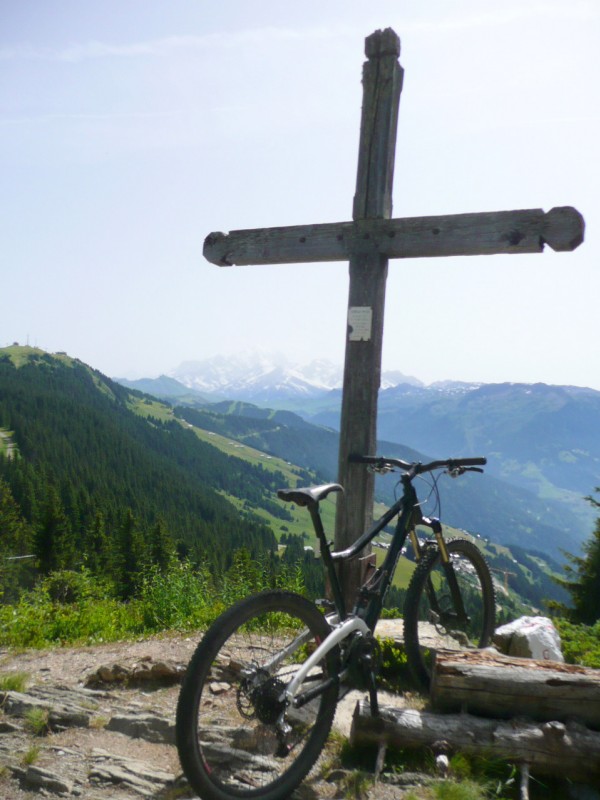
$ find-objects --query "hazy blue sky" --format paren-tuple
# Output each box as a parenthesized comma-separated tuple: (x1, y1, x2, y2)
(2, 1, 599, 388)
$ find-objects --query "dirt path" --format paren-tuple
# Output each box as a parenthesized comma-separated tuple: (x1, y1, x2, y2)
(0, 633, 194, 799)
(0, 624, 447, 799)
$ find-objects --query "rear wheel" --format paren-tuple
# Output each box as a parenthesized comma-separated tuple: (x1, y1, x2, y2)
(176, 590, 339, 800)
(403, 538, 495, 692)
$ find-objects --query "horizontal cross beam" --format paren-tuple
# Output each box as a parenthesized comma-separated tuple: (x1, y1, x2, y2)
(203, 206, 584, 267)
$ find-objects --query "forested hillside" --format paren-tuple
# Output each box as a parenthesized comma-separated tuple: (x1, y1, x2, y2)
(0, 347, 286, 598)
(0, 345, 575, 618)
(171, 398, 583, 560)
(175, 402, 340, 481)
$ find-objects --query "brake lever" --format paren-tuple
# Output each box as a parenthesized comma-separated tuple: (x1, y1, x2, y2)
(367, 464, 395, 475)
(446, 466, 484, 478)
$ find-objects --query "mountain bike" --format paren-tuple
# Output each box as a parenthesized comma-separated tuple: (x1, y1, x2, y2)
(176, 454, 495, 800)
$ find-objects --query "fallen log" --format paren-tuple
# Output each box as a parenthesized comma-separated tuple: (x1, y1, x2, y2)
(430, 649, 600, 729)
(351, 702, 600, 784)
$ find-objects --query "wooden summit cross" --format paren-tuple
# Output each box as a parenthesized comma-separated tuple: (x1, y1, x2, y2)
(203, 28, 584, 601)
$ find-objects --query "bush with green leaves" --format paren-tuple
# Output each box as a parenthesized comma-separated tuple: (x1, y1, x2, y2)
(138, 549, 307, 633)
(0, 671, 28, 691)
(0, 568, 138, 647)
(375, 636, 422, 693)
(137, 559, 216, 632)
(555, 618, 600, 668)
(0, 549, 309, 648)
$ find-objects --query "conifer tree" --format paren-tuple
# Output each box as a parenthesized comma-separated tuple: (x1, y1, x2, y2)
(36, 485, 75, 574)
(556, 489, 600, 624)
(117, 508, 147, 598)
(0, 479, 35, 602)
(149, 517, 176, 571)
(85, 509, 110, 577)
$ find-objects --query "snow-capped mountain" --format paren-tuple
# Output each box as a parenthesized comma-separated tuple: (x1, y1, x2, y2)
(168, 352, 421, 403)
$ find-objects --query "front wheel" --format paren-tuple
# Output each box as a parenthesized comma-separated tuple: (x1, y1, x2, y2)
(176, 590, 339, 800)
(403, 538, 495, 692)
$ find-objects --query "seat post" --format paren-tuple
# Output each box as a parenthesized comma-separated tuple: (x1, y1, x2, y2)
(308, 504, 326, 544)
(308, 504, 347, 620)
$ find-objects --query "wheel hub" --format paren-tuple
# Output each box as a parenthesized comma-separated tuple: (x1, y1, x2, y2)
(238, 669, 287, 725)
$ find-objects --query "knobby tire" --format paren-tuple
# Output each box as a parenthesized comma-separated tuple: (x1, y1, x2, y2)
(176, 590, 339, 800)
(403, 538, 495, 692)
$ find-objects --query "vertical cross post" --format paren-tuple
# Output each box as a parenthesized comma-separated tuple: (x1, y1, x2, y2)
(201, 27, 584, 611)
(335, 29, 403, 606)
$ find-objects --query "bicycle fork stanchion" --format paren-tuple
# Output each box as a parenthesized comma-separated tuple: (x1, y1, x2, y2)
(429, 517, 471, 628)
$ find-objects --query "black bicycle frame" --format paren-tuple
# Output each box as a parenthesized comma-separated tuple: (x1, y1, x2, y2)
(313, 475, 439, 627)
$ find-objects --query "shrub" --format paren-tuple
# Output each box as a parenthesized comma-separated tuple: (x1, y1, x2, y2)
(0, 570, 138, 647)
(376, 637, 416, 693)
(0, 550, 309, 648)
(0, 671, 28, 692)
(220, 549, 305, 607)
(556, 618, 600, 668)
(43, 570, 101, 604)
(137, 560, 217, 632)
(24, 707, 50, 736)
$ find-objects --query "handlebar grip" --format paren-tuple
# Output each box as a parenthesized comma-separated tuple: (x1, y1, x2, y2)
(450, 457, 487, 467)
(349, 453, 487, 474)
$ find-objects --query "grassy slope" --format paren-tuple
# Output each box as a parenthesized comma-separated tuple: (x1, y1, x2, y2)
(130, 392, 567, 607)
(1, 346, 565, 609)
(128, 384, 334, 547)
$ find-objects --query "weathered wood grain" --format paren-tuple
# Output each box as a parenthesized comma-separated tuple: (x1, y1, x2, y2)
(333, 29, 403, 607)
(203, 207, 584, 266)
(201, 26, 584, 611)
(431, 649, 600, 728)
(351, 702, 600, 783)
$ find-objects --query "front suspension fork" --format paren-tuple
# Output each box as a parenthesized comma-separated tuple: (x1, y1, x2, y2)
(411, 517, 469, 625)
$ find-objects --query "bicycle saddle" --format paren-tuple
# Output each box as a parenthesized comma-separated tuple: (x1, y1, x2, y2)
(277, 483, 343, 508)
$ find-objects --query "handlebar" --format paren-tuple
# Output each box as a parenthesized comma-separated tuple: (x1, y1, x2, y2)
(349, 453, 486, 478)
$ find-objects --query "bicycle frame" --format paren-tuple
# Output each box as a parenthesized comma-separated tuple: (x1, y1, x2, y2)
(275, 456, 486, 713)
(313, 473, 440, 628)
(283, 615, 369, 708)
(276, 476, 432, 711)
(177, 454, 489, 800)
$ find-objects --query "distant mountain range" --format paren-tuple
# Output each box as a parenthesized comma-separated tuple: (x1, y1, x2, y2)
(123, 353, 422, 403)
(117, 353, 600, 554)
(0, 345, 572, 612)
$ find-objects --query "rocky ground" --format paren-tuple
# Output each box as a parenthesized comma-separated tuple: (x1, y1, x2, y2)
(0, 625, 441, 800)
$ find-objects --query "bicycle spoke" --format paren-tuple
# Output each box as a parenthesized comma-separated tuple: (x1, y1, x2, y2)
(176, 592, 339, 800)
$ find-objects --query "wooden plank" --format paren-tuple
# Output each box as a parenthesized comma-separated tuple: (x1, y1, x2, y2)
(431, 649, 600, 728)
(334, 29, 403, 605)
(203, 206, 584, 266)
(352, 27, 403, 220)
(351, 701, 600, 783)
